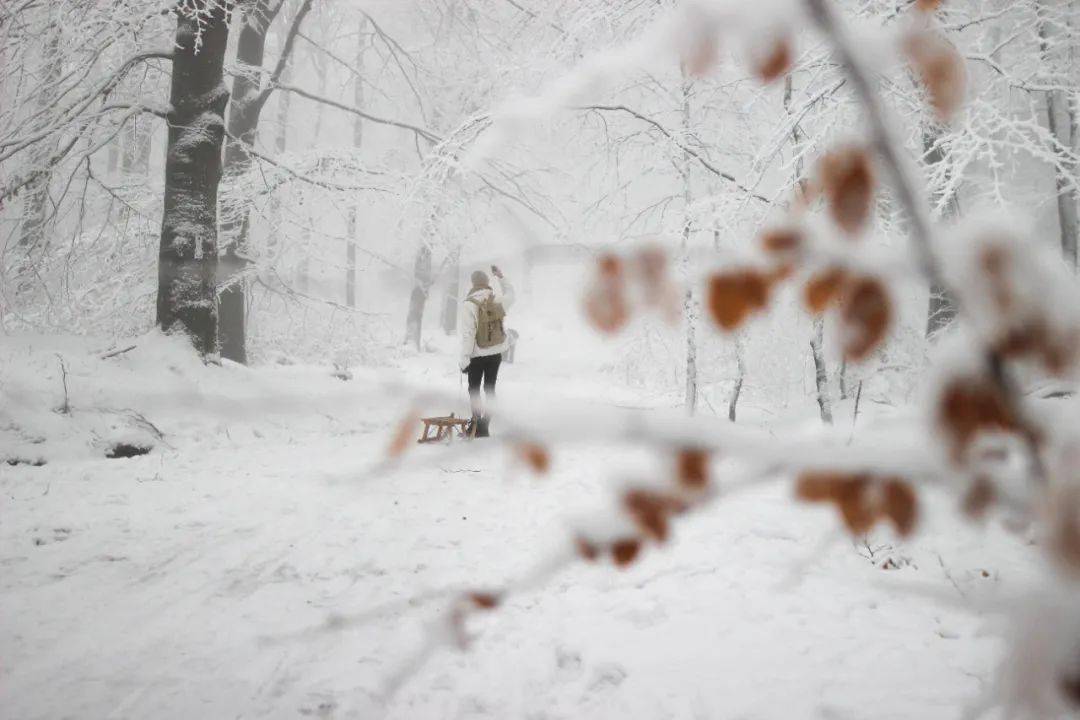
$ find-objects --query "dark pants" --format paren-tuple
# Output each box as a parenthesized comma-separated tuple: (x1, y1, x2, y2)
(467, 353, 502, 420)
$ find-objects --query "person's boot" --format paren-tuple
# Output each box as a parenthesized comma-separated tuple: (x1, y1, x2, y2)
(476, 416, 490, 438)
(467, 414, 481, 439)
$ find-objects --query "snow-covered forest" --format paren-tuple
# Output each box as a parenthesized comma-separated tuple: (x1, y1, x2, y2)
(3, 0, 1080, 717)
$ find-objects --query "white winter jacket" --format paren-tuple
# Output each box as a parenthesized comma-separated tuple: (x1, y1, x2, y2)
(460, 277, 515, 370)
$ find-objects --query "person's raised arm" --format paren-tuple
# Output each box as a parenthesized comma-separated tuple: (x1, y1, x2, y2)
(491, 265, 515, 309)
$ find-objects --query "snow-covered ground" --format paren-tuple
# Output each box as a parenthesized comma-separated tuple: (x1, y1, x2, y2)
(0, 328, 1047, 719)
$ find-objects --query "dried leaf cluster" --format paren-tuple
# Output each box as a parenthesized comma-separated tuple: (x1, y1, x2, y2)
(796, 471, 919, 537)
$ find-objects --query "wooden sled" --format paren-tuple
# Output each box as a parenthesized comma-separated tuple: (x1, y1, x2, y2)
(417, 413, 473, 443)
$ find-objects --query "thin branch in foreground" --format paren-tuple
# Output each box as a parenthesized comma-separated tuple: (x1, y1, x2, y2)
(802, 0, 1046, 485)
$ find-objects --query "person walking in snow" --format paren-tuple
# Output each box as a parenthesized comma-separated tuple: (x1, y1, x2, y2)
(460, 265, 514, 438)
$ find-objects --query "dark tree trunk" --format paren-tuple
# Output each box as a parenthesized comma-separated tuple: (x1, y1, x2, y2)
(405, 244, 432, 350)
(218, 1, 278, 364)
(1038, 0, 1079, 270)
(1046, 91, 1079, 268)
(156, 1, 231, 356)
(923, 126, 961, 337)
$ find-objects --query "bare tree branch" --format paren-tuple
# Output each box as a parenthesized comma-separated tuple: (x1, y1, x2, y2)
(578, 104, 771, 204)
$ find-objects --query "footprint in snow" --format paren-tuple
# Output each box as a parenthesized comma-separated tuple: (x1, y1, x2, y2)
(554, 646, 583, 682)
(32, 527, 72, 546)
(298, 697, 337, 718)
(587, 662, 627, 692)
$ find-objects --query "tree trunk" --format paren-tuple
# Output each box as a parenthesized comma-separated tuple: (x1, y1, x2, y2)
(810, 318, 833, 424)
(219, 1, 283, 364)
(345, 20, 367, 308)
(297, 57, 328, 294)
(923, 126, 961, 336)
(156, 1, 231, 356)
(442, 246, 460, 334)
(405, 243, 433, 350)
(14, 28, 62, 295)
(1038, 1, 1079, 269)
(266, 56, 291, 261)
(1046, 89, 1078, 268)
(685, 289, 698, 414)
(785, 74, 832, 424)
(135, 115, 153, 175)
(728, 334, 746, 422)
(121, 115, 151, 177)
(680, 73, 697, 415)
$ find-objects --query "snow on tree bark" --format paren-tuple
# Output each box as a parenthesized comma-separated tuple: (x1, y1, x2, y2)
(156, 1, 231, 357)
(219, 0, 311, 362)
(219, 2, 277, 364)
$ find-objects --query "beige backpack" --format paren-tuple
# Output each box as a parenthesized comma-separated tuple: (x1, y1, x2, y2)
(469, 294, 507, 348)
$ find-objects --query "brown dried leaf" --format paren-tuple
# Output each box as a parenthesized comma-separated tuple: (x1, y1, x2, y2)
(636, 245, 667, 287)
(795, 471, 848, 502)
(516, 443, 551, 474)
(1060, 671, 1080, 710)
(623, 489, 674, 543)
(937, 375, 1021, 465)
(835, 477, 875, 535)
(818, 146, 876, 235)
(761, 228, 802, 258)
(882, 479, 918, 536)
(769, 262, 797, 284)
(388, 408, 421, 458)
(797, 472, 890, 536)
(803, 267, 848, 314)
(584, 254, 630, 334)
(706, 270, 770, 331)
(676, 448, 710, 490)
(575, 535, 600, 562)
(961, 474, 996, 520)
(611, 537, 642, 567)
(468, 591, 501, 610)
(904, 29, 966, 121)
(915, 0, 944, 11)
(598, 253, 623, 279)
(980, 244, 1012, 310)
(1047, 485, 1080, 577)
(635, 246, 681, 324)
(682, 24, 721, 77)
(995, 320, 1080, 377)
(753, 36, 792, 84)
(840, 277, 892, 362)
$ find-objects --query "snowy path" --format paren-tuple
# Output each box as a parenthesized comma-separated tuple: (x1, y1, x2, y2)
(2, 419, 1039, 719)
(0, 339, 1045, 719)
